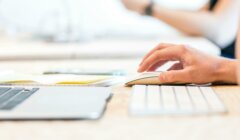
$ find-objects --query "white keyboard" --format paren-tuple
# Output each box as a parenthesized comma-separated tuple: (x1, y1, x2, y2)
(130, 85, 227, 116)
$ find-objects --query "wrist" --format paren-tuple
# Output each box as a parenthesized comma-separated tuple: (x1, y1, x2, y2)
(214, 58, 238, 84)
(144, 1, 154, 16)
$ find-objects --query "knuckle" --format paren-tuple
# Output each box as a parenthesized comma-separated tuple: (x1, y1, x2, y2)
(160, 73, 168, 82)
(158, 43, 166, 46)
(143, 61, 151, 67)
(157, 43, 174, 49)
(164, 73, 173, 82)
(177, 45, 189, 54)
(152, 51, 161, 60)
(157, 43, 166, 49)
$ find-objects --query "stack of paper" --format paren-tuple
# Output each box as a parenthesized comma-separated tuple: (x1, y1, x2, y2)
(0, 72, 125, 86)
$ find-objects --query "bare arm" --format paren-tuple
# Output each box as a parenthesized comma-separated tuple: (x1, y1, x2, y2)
(137, 19, 240, 85)
(152, 0, 239, 47)
(138, 43, 238, 84)
(122, 0, 240, 47)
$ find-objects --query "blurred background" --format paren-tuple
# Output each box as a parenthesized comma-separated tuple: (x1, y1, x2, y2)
(0, 0, 208, 42)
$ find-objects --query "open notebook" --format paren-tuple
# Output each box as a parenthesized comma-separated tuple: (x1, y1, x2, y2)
(0, 72, 125, 86)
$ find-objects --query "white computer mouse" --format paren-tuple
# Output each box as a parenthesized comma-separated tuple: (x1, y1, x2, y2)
(125, 72, 163, 86)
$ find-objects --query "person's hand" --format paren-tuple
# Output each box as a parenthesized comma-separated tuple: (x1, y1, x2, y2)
(138, 43, 238, 84)
(121, 0, 150, 14)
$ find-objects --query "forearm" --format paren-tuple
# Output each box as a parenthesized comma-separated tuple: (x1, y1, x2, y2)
(152, 5, 217, 36)
(214, 58, 238, 84)
(151, 0, 239, 46)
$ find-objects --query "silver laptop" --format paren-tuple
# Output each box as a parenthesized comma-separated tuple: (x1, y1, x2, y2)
(0, 85, 111, 120)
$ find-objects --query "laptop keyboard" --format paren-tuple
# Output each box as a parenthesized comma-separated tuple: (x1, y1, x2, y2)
(0, 87, 39, 110)
(130, 85, 226, 116)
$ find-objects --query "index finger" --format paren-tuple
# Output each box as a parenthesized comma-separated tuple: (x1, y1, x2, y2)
(138, 46, 186, 72)
(139, 43, 175, 66)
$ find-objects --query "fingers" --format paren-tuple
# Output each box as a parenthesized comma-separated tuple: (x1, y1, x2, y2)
(139, 43, 174, 66)
(138, 46, 186, 72)
(145, 60, 168, 72)
(167, 63, 183, 71)
(159, 69, 190, 83)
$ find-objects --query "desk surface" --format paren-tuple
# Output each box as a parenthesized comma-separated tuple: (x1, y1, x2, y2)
(0, 59, 239, 140)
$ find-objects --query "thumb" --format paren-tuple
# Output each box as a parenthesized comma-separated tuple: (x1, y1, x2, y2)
(159, 70, 189, 84)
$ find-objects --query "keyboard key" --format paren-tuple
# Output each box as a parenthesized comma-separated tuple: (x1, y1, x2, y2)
(0, 88, 24, 107)
(1, 88, 39, 110)
(174, 86, 193, 112)
(0, 87, 11, 96)
(130, 85, 146, 112)
(147, 85, 162, 111)
(187, 86, 209, 112)
(200, 87, 226, 112)
(161, 86, 177, 111)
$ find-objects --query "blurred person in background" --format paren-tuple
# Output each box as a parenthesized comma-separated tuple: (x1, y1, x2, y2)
(122, 0, 239, 58)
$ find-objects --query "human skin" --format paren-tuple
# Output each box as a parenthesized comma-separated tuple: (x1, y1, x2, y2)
(121, 0, 239, 48)
(237, 28, 240, 84)
(138, 43, 238, 84)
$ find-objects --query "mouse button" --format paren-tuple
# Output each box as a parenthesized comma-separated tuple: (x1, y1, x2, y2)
(139, 72, 161, 78)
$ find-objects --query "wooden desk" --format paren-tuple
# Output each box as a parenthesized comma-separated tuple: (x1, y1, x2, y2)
(0, 59, 239, 140)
